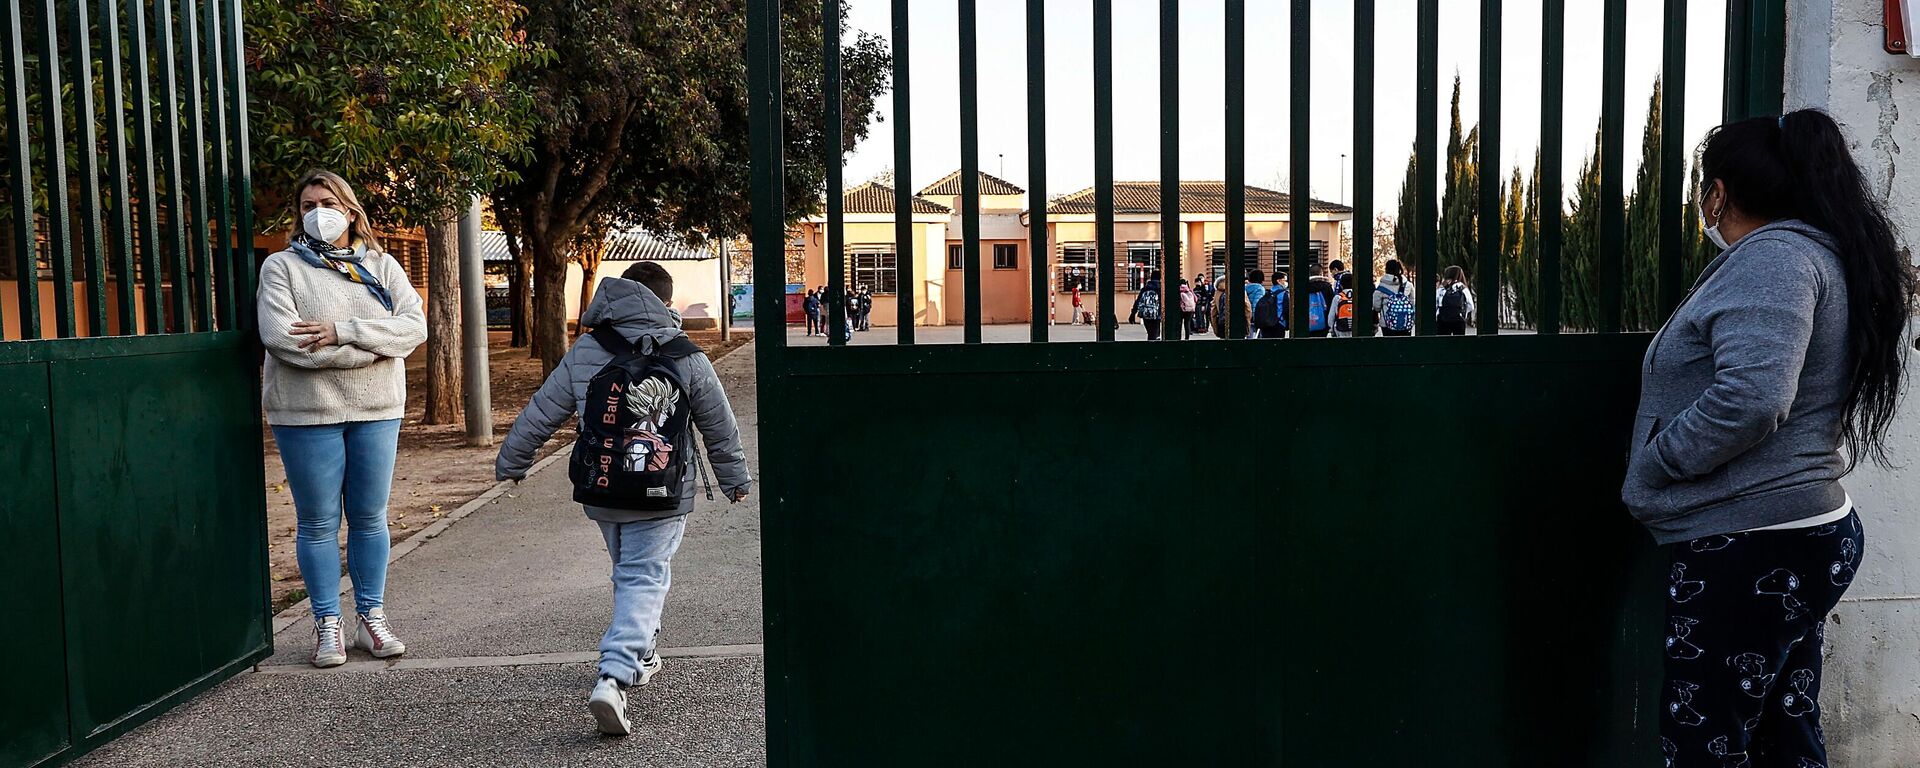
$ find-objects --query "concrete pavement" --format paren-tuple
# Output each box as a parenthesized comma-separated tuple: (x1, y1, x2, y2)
(77, 343, 766, 767)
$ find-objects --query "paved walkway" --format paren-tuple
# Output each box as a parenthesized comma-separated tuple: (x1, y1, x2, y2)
(78, 344, 767, 768)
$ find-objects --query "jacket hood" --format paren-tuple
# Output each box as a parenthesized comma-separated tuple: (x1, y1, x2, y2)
(1734, 219, 1839, 254)
(582, 277, 685, 352)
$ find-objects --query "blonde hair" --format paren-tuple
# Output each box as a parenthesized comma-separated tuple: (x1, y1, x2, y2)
(292, 170, 381, 250)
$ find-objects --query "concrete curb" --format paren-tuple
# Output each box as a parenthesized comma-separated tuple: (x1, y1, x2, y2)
(267, 338, 753, 637)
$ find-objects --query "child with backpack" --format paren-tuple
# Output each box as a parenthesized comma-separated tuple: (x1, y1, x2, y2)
(1373, 258, 1416, 336)
(1128, 272, 1165, 340)
(1437, 264, 1475, 335)
(1174, 279, 1196, 339)
(1329, 272, 1357, 337)
(495, 262, 751, 737)
(1298, 264, 1338, 338)
(1253, 271, 1288, 339)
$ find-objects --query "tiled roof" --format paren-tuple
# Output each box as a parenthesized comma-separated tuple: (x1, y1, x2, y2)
(479, 230, 717, 262)
(918, 169, 1025, 196)
(845, 182, 951, 215)
(1047, 181, 1353, 216)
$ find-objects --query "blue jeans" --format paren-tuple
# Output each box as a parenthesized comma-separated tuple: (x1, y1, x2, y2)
(597, 516, 687, 686)
(272, 419, 402, 620)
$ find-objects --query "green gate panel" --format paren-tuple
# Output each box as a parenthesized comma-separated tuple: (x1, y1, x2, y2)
(49, 338, 268, 740)
(0, 362, 68, 768)
(763, 335, 1662, 766)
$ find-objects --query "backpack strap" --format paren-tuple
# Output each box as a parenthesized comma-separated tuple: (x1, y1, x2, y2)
(589, 325, 636, 356)
(655, 336, 703, 359)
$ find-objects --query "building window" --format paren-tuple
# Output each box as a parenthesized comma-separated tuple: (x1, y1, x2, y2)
(1124, 243, 1161, 291)
(846, 248, 898, 295)
(993, 243, 1018, 270)
(1272, 239, 1330, 276)
(1206, 242, 1263, 283)
(947, 243, 963, 271)
(1056, 244, 1096, 292)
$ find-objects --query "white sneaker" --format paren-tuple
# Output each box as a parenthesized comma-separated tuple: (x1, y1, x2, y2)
(353, 607, 407, 658)
(635, 653, 663, 686)
(587, 676, 632, 736)
(312, 616, 347, 668)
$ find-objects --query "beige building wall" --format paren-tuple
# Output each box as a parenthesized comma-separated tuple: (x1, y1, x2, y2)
(797, 218, 948, 327)
(564, 257, 727, 330)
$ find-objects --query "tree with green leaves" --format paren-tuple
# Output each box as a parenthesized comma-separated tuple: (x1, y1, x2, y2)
(248, 0, 544, 424)
(1437, 77, 1480, 281)
(495, 0, 892, 370)
(1563, 124, 1605, 331)
(1393, 146, 1420, 272)
(1622, 78, 1665, 331)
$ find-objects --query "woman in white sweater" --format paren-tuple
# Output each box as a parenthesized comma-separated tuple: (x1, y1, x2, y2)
(258, 170, 426, 668)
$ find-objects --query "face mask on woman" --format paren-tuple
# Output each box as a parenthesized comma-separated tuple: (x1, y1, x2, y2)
(1699, 185, 1731, 250)
(304, 207, 350, 243)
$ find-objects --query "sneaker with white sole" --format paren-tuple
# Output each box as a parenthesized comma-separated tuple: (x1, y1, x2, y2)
(353, 607, 407, 658)
(587, 676, 631, 736)
(635, 653, 663, 686)
(312, 616, 347, 668)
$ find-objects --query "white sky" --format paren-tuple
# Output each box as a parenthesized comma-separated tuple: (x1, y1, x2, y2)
(837, 0, 1727, 214)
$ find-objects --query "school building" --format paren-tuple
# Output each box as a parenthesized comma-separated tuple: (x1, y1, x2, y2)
(793, 170, 1355, 327)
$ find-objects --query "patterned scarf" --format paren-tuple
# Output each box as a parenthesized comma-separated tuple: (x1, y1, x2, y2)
(287, 231, 393, 312)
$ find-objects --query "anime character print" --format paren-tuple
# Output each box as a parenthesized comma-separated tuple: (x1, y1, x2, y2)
(622, 376, 680, 472)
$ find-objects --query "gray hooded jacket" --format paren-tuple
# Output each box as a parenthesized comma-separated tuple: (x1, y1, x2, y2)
(496, 277, 751, 522)
(1622, 220, 1851, 544)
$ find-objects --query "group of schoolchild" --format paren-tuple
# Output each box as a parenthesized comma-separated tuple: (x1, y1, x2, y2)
(1125, 257, 1480, 339)
(801, 285, 872, 340)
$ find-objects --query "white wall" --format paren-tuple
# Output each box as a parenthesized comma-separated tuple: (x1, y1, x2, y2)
(564, 258, 728, 330)
(1786, 1, 1920, 763)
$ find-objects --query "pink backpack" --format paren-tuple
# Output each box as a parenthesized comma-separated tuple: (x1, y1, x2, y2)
(1179, 287, 1197, 313)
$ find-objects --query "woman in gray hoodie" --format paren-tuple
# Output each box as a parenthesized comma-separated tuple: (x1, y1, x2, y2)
(1626, 110, 1915, 768)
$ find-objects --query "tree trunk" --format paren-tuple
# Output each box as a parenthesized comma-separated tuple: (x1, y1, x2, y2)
(505, 231, 532, 348)
(423, 218, 463, 424)
(531, 231, 572, 373)
(576, 251, 602, 322)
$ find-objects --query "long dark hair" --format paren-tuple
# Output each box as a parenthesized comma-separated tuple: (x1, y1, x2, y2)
(1699, 109, 1917, 468)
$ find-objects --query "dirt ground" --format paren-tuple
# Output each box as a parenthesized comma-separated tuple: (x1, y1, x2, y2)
(263, 328, 753, 612)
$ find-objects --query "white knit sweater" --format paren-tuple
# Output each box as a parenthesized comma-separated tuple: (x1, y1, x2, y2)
(257, 247, 427, 426)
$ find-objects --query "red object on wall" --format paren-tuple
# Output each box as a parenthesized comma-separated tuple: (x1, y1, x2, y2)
(1890, 1, 1911, 55)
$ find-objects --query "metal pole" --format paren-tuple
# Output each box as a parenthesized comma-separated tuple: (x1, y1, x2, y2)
(459, 197, 493, 447)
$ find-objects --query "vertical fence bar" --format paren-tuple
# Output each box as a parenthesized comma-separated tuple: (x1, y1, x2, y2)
(1158, 0, 1178, 341)
(205, 0, 234, 329)
(1657, 0, 1687, 322)
(1475, 0, 1501, 335)
(958, 0, 981, 343)
(225, 0, 253, 328)
(1092, 0, 1114, 341)
(1287, 0, 1310, 336)
(1026, 0, 1046, 342)
(1415, 0, 1438, 335)
(102, 0, 137, 333)
(129, 0, 161, 331)
(2, 0, 36, 340)
(823, 0, 845, 345)
(33, 0, 75, 337)
(890, 0, 912, 342)
(750, 0, 786, 352)
(1539, 0, 1563, 334)
(178, 0, 210, 332)
(154, 0, 189, 331)
(1722, 0, 1785, 121)
(1284, 0, 1313, 336)
(1597, 0, 1625, 333)
(1224, 0, 1246, 339)
(69, 0, 109, 335)
(1352, 0, 1375, 336)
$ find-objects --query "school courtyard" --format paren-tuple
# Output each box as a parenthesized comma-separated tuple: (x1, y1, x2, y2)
(69, 345, 768, 768)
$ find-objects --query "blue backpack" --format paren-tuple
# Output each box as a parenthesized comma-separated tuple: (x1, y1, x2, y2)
(1305, 290, 1330, 332)
(1377, 283, 1416, 332)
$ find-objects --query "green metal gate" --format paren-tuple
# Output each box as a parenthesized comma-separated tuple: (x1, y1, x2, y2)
(0, 1, 265, 766)
(752, 0, 1785, 765)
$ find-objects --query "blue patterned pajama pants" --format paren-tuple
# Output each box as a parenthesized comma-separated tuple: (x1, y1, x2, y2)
(1662, 511, 1864, 768)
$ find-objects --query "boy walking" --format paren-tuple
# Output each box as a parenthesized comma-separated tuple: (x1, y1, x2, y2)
(495, 262, 751, 737)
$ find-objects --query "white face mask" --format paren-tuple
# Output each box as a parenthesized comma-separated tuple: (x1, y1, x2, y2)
(1699, 186, 1731, 250)
(303, 207, 350, 243)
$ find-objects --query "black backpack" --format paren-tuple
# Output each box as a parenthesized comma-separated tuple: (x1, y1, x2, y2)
(1254, 286, 1286, 331)
(570, 326, 705, 511)
(1439, 285, 1469, 324)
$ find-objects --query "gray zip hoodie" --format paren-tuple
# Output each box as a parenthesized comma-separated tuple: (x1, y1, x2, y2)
(1622, 220, 1851, 544)
(496, 277, 751, 522)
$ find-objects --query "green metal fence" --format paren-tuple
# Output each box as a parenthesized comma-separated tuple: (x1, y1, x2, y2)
(753, 0, 1784, 765)
(0, 1, 265, 766)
